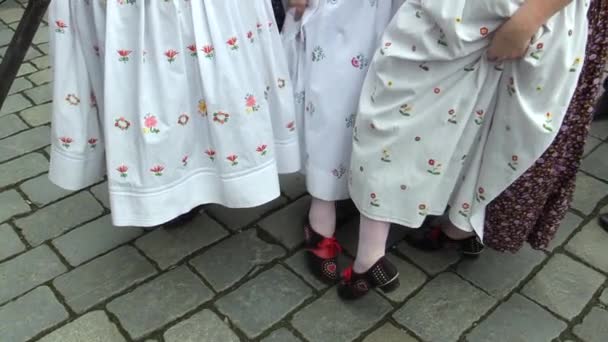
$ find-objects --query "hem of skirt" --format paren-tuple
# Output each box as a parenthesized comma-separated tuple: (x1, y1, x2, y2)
(108, 162, 281, 227)
(49, 145, 106, 191)
(275, 138, 301, 174)
(351, 197, 446, 229)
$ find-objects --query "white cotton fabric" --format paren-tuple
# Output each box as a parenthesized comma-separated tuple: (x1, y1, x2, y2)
(349, 0, 589, 240)
(49, 0, 300, 227)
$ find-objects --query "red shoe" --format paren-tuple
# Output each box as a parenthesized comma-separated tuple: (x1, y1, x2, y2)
(337, 257, 400, 300)
(304, 225, 343, 283)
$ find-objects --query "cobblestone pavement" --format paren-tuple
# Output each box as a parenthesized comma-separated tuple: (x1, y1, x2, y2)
(2, 1, 608, 341)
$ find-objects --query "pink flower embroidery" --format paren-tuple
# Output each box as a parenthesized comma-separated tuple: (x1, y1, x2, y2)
(182, 155, 189, 167)
(418, 204, 428, 216)
(427, 159, 442, 175)
(508, 155, 519, 171)
(117, 165, 129, 178)
(247, 31, 254, 43)
(245, 94, 260, 112)
(286, 121, 296, 132)
(476, 187, 486, 202)
(475, 110, 485, 125)
(370, 193, 380, 207)
(165, 49, 179, 63)
(55, 20, 68, 33)
(434, 87, 441, 94)
(213, 112, 230, 124)
(150, 165, 165, 176)
(143, 114, 160, 134)
(115, 117, 131, 131)
(480, 27, 489, 36)
(459, 202, 471, 217)
(177, 114, 189, 126)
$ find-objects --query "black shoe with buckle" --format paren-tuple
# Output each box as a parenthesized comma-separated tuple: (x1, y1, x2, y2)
(304, 225, 343, 283)
(337, 257, 400, 300)
(406, 226, 484, 257)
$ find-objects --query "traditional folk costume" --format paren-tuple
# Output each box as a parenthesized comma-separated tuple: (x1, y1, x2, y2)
(49, 0, 300, 227)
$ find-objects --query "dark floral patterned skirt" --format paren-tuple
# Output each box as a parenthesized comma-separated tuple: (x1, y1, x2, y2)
(484, 0, 608, 252)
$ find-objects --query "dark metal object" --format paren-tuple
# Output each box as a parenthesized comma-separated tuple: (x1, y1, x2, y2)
(0, 0, 51, 109)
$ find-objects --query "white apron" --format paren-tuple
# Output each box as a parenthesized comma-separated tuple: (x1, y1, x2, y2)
(49, 0, 300, 227)
(282, 0, 403, 201)
(349, 0, 589, 240)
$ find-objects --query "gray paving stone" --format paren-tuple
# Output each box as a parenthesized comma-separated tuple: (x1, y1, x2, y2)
(0, 126, 50, 162)
(90, 182, 110, 208)
(16, 191, 104, 245)
(0, 244, 66, 305)
(0, 114, 26, 139)
(8, 77, 33, 95)
(190, 229, 284, 291)
(38, 42, 50, 55)
(136, 213, 227, 269)
(284, 249, 331, 290)
(19, 102, 51, 126)
(0, 93, 31, 116)
(574, 307, 608, 342)
(584, 136, 603, 157)
(108, 266, 213, 340)
(17, 62, 37, 77)
(582, 143, 608, 181)
(20, 173, 72, 206)
(0, 26, 12, 47)
(30, 55, 50, 70)
(363, 323, 418, 342)
(457, 244, 546, 298)
(32, 26, 49, 45)
(523, 254, 605, 320)
(53, 246, 156, 313)
(206, 196, 287, 231)
(0, 286, 68, 342)
(216, 265, 313, 339)
(23, 46, 43, 62)
(601, 288, 608, 305)
(382, 254, 427, 302)
(545, 212, 583, 251)
(566, 219, 608, 273)
(393, 273, 496, 342)
(164, 309, 239, 342)
(262, 328, 302, 342)
(0, 153, 47, 188)
(38, 311, 126, 342)
(24, 83, 52, 105)
(53, 215, 143, 266)
(396, 241, 460, 275)
(28, 68, 52, 85)
(590, 120, 608, 139)
(0, 189, 30, 223)
(258, 196, 311, 250)
(0, 6, 24, 23)
(0, 224, 25, 261)
(467, 294, 567, 342)
(279, 173, 307, 199)
(292, 286, 392, 342)
(571, 173, 608, 214)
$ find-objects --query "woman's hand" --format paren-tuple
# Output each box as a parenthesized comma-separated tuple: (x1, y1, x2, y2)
(289, 0, 308, 20)
(487, 16, 536, 62)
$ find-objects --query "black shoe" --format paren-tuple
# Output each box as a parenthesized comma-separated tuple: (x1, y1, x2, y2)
(304, 225, 343, 283)
(406, 226, 484, 257)
(599, 213, 608, 232)
(337, 257, 400, 300)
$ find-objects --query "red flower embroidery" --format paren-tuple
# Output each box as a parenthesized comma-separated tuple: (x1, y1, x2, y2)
(428, 159, 435, 166)
(87, 138, 98, 148)
(187, 44, 197, 57)
(118, 50, 132, 62)
(205, 149, 216, 161)
(256, 144, 268, 156)
(226, 154, 239, 166)
(201, 45, 215, 59)
(227, 37, 239, 50)
(59, 136, 73, 148)
(247, 31, 254, 43)
(165, 49, 179, 63)
(116, 165, 129, 178)
(462, 203, 470, 210)
(287, 121, 296, 132)
(150, 165, 165, 176)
